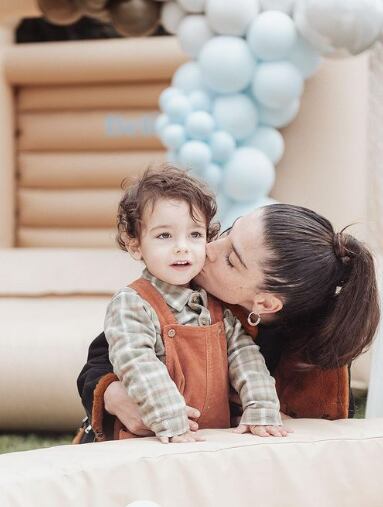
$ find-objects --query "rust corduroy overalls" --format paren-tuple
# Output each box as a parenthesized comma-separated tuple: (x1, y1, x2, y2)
(115, 277, 231, 440)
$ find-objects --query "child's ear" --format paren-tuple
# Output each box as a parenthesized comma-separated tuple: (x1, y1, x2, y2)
(122, 233, 142, 261)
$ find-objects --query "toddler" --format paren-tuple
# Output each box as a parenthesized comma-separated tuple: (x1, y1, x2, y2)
(105, 166, 286, 443)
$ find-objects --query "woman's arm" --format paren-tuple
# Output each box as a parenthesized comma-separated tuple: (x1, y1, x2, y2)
(77, 331, 201, 441)
(77, 331, 113, 417)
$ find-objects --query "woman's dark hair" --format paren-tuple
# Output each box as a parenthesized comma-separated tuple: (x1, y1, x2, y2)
(261, 203, 380, 370)
(117, 164, 219, 249)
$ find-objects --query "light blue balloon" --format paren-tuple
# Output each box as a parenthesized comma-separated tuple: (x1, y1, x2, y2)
(199, 36, 255, 94)
(221, 196, 277, 230)
(213, 94, 258, 141)
(179, 140, 212, 173)
(159, 87, 183, 112)
(188, 90, 212, 112)
(160, 124, 186, 150)
(252, 61, 304, 109)
(244, 126, 285, 164)
(256, 196, 278, 207)
(288, 35, 321, 79)
(185, 111, 215, 141)
(257, 99, 300, 128)
(223, 147, 275, 202)
(164, 95, 192, 124)
(202, 163, 223, 192)
(210, 131, 236, 163)
(166, 151, 179, 163)
(247, 11, 297, 61)
(155, 113, 169, 135)
(172, 62, 205, 93)
(221, 201, 258, 231)
(216, 193, 234, 223)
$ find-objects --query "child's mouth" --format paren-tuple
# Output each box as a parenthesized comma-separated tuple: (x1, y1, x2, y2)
(171, 261, 191, 269)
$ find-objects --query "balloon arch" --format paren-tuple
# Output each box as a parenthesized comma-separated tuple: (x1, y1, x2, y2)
(39, 0, 383, 227)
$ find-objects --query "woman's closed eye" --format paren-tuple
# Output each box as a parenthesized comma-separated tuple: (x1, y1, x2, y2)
(225, 253, 234, 268)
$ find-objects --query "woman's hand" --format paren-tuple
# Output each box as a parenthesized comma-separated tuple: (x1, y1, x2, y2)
(104, 381, 152, 436)
(280, 412, 293, 421)
(104, 381, 201, 436)
(233, 423, 292, 437)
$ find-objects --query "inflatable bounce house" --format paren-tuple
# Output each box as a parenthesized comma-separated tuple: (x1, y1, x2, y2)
(0, 0, 383, 505)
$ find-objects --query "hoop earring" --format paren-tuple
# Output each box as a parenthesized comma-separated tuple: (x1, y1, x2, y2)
(247, 312, 261, 327)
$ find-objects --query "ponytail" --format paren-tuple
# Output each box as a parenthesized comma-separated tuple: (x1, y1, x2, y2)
(303, 231, 380, 369)
(261, 204, 380, 369)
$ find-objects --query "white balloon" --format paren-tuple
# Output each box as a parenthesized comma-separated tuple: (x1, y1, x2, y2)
(161, 1, 186, 34)
(294, 0, 383, 56)
(178, 0, 206, 13)
(260, 0, 295, 14)
(206, 0, 259, 36)
(177, 15, 214, 58)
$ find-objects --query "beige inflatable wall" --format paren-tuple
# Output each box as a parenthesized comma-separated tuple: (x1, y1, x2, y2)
(0, 3, 372, 430)
(11, 37, 186, 247)
(12, 43, 369, 248)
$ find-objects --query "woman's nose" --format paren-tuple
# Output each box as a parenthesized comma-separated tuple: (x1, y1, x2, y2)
(206, 241, 218, 262)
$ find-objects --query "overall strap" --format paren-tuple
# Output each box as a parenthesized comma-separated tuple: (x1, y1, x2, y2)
(129, 278, 177, 332)
(207, 294, 224, 324)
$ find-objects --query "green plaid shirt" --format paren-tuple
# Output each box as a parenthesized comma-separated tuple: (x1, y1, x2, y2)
(105, 269, 281, 437)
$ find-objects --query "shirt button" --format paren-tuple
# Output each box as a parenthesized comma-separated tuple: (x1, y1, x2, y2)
(167, 329, 176, 338)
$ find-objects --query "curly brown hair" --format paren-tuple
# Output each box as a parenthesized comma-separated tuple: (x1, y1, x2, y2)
(116, 165, 220, 250)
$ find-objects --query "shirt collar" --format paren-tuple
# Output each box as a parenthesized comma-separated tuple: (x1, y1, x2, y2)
(142, 268, 195, 312)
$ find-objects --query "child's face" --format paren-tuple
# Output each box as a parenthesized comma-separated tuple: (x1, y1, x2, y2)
(131, 198, 207, 286)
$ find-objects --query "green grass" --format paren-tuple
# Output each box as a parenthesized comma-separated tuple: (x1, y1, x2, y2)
(0, 432, 74, 455)
(0, 391, 368, 455)
(353, 390, 367, 419)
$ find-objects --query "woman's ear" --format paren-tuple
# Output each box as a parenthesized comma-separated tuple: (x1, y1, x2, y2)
(123, 234, 142, 261)
(251, 292, 283, 321)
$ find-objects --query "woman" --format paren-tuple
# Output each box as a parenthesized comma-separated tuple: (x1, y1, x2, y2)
(77, 204, 379, 442)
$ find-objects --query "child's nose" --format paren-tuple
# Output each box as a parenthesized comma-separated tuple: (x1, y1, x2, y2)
(174, 242, 189, 254)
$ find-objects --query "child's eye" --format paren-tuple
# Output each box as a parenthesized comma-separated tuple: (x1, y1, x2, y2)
(157, 232, 171, 239)
(225, 253, 234, 268)
(191, 231, 204, 238)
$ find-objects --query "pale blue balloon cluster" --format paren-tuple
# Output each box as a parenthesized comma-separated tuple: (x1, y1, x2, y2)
(156, 9, 321, 227)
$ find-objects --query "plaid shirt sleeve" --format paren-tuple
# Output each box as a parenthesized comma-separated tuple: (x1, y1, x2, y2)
(224, 309, 282, 426)
(104, 289, 189, 437)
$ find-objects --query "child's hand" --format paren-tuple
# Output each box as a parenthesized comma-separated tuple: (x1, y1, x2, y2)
(233, 424, 292, 437)
(159, 431, 205, 444)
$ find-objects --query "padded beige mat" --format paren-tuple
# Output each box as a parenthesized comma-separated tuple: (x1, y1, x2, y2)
(0, 420, 382, 507)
